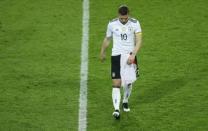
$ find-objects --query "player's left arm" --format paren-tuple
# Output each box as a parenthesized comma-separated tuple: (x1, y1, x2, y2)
(128, 32, 142, 64)
(132, 32, 142, 56)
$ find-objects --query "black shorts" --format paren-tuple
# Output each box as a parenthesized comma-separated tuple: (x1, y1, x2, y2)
(111, 55, 121, 79)
(111, 54, 139, 79)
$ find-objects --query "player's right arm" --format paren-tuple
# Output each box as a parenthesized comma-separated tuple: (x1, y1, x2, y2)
(100, 37, 111, 62)
(100, 22, 112, 62)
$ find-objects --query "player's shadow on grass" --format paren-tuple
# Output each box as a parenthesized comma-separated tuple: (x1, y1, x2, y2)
(137, 78, 186, 104)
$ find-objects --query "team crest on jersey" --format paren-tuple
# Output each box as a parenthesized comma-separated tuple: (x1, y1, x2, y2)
(128, 26, 133, 32)
(115, 28, 119, 31)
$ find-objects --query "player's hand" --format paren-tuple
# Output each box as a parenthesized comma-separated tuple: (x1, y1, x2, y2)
(100, 52, 106, 62)
(127, 54, 135, 64)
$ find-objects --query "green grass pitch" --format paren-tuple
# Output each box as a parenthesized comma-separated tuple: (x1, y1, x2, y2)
(0, 0, 208, 130)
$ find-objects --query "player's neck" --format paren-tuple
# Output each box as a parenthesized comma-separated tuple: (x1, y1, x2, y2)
(119, 19, 128, 25)
(118, 17, 129, 25)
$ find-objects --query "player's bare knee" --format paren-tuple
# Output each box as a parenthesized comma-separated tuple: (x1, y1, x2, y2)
(112, 79, 121, 87)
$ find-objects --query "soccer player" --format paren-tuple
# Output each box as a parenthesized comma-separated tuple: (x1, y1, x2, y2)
(100, 5, 142, 119)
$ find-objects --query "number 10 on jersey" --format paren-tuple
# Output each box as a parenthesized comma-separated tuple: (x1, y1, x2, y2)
(121, 33, 127, 40)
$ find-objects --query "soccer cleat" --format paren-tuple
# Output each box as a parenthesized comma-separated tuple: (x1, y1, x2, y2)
(112, 110, 120, 119)
(123, 103, 130, 112)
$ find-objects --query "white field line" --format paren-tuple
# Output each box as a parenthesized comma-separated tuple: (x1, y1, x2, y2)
(78, 0, 89, 131)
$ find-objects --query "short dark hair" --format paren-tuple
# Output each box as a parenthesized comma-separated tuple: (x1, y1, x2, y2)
(118, 5, 129, 15)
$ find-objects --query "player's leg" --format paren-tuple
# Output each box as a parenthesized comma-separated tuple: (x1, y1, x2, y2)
(112, 79, 121, 119)
(122, 54, 137, 112)
(112, 79, 121, 110)
(111, 55, 121, 119)
(122, 83, 132, 112)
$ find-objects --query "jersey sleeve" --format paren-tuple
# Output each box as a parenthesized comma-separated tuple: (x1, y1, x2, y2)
(134, 20, 142, 33)
(106, 22, 113, 37)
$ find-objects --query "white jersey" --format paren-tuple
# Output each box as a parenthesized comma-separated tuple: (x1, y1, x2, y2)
(106, 18, 142, 56)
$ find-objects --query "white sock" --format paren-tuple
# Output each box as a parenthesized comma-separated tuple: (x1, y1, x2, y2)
(123, 84, 132, 103)
(112, 87, 120, 110)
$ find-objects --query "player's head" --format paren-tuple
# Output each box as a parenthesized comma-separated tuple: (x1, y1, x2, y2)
(118, 5, 129, 24)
